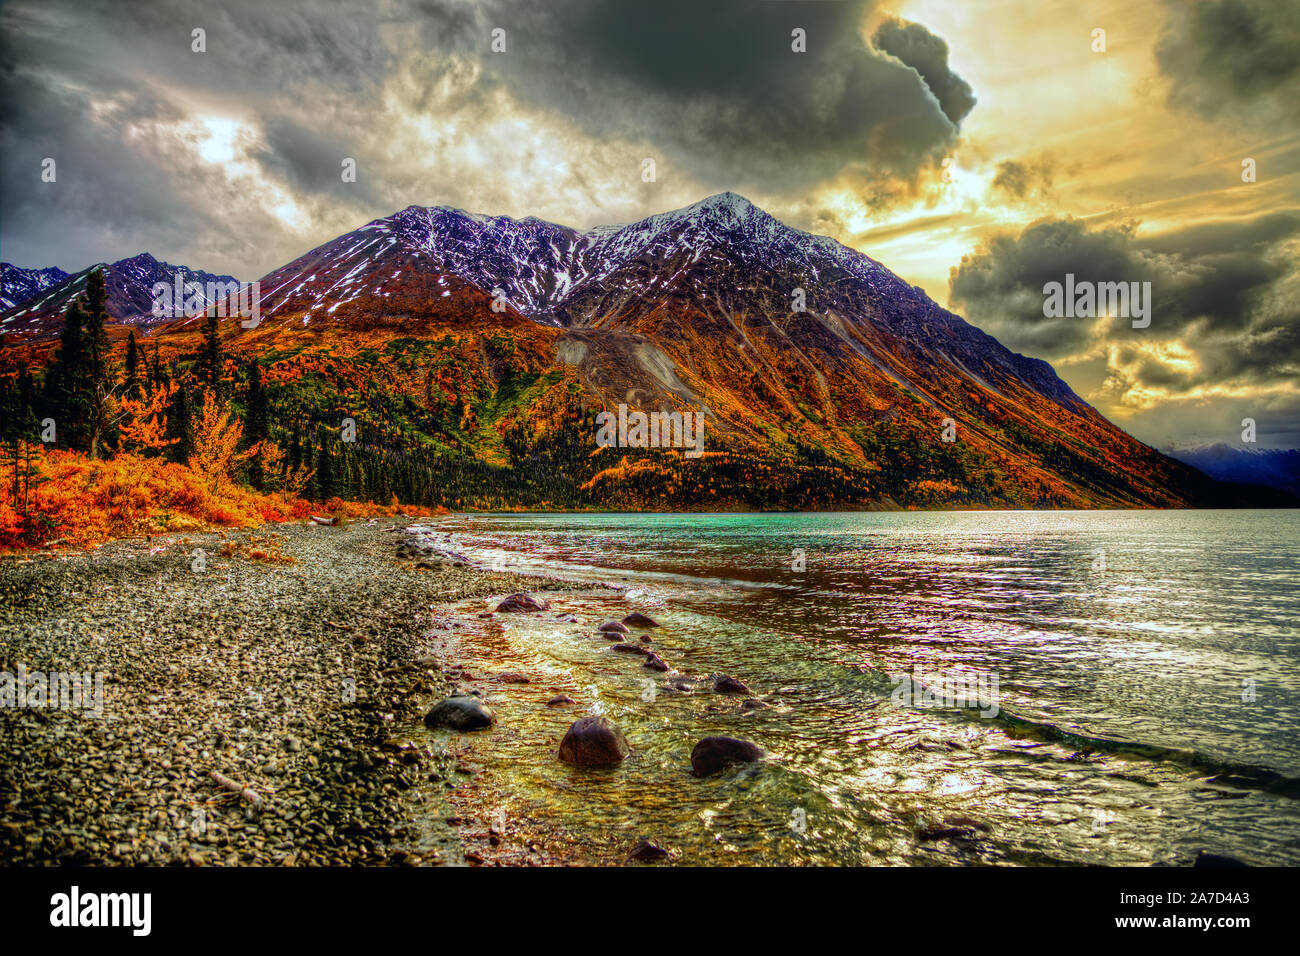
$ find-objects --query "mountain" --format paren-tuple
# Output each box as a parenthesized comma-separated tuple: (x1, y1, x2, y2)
(0, 253, 239, 341)
(25, 193, 1273, 509)
(1, 263, 70, 311)
(1166, 444, 1300, 496)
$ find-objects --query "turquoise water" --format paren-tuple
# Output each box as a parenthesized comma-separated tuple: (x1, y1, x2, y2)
(423, 510, 1300, 865)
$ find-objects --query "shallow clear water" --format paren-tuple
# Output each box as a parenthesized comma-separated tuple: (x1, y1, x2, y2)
(417, 510, 1300, 865)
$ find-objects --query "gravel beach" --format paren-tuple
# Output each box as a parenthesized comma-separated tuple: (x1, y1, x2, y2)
(0, 518, 575, 866)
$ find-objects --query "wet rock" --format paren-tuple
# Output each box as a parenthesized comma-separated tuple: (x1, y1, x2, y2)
(713, 675, 751, 695)
(740, 697, 768, 710)
(1194, 850, 1250, 867)
(546, 695, 577, 707)
(622, 613, 659, 628)
(496, 672, 531, 684)
(611, 643, 651, 656)
(643, 653, 669, 672)
(690, 736, 763, 776)
(598, 620, 630, 634)
(495, 593, 550, 613)
(558, 716, 630, 768)
(424, 695, 495, 731)
(628, 838, 671, 862)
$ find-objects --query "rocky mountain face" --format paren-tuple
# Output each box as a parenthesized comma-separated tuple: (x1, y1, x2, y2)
(1, 263, 69, 311)
(0, 253, 239, 340)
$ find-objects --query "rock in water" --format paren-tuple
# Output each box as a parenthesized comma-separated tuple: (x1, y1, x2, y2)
(628, 838, 671, 862)
(424, 696, 495, 731)
(713, 675, 751, 695)
(622, 612, 659, 628)
(546, 695, 577, 707)
(611, 643, 651, 656)
(495, 593, 550, 613)
(598, 620, 630, 634)
(643, 653, 669, 672)
(558, 716, 630, 767)
(690, 736, 763, 776)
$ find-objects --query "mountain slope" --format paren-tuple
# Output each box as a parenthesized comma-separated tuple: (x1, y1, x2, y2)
(1166, 444, 1300, 496)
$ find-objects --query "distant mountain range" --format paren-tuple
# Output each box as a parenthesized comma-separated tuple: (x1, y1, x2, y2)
(1, 263, 69, 311)
(1165, 444, 1300, 496)
(0, 253, 239, 339)
(1, 194, 1288, 509)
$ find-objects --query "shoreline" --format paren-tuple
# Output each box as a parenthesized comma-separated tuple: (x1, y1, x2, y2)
(0, 518, 586, 866)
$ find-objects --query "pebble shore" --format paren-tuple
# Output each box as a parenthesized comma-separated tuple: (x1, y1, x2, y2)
(0, 519, 568, 866)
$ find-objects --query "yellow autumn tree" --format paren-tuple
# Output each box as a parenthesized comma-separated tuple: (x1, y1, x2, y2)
(189, 390, 259, 491)
(118, 381, 179, 454)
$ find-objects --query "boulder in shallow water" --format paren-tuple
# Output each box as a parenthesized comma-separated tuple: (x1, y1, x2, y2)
(611, 643, 651, 656)
(424, 695, 495, 731)
(713, 675, 751, 695)
(622, 612, 660, 628)
(546, 695, 577, 707)
(690, 736, 763, 776)
(598, 620, 630, 634)
(558, 716, 630, 767)
(496, 672, 531, 684)
(643, 653, 669, 672)
(495, 592, 550, 613)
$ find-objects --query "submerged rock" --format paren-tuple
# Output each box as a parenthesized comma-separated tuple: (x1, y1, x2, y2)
(690, 736, 763, 776)
(424, 695, 495, 731)
(496, 672, 531, 684)
(558, 716, 630, 768)
(495, 593, 550, 613)
(713, 675, 751, 695)
(546, 695, 577, 707)
(628, 838, 671, 862)
(622, 612, 660, 628)
(598, 620, 630, 634)
(643, 653, 669, 672)
(611, 643, 651, 656)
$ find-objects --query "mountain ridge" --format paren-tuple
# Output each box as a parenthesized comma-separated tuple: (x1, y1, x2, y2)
(2, 193, 1271, 510)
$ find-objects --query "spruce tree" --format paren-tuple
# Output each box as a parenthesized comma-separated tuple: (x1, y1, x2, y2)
(41, 297, 90, 449)
(124, 331, 141, 398)
(245, 362, 270, 490)
(81, 269, 115, 457)
(196, 307, 224, 395)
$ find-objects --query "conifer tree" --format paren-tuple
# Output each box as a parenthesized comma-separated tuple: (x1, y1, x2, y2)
(124, 331, 141, 398)
(196, 307, 224, 394)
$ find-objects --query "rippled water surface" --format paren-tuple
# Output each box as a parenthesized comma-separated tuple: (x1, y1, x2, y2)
(417, 510, 1300, 865)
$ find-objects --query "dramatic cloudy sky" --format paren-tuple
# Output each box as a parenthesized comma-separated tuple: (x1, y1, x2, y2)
(2, 0, 1297, 447)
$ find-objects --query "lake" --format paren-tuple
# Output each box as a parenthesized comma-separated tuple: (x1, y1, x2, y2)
(416, 510, 1300, 865)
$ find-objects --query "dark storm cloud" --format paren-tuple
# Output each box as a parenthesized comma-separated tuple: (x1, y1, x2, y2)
(0, 0, 977, 275)
(947, 212, 1300, 390)
(254, 116, 382, 205)
(870, 18, 976, 126)
(1155, 0, 1300, 122)
(463, 0, 974, 192)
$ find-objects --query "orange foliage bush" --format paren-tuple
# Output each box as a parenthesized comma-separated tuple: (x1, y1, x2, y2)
(0, 447, 435, 551)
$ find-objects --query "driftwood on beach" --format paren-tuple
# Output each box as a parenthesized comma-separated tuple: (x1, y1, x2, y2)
(308, 515, 339, 526)
(209, 771, 264, 808)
